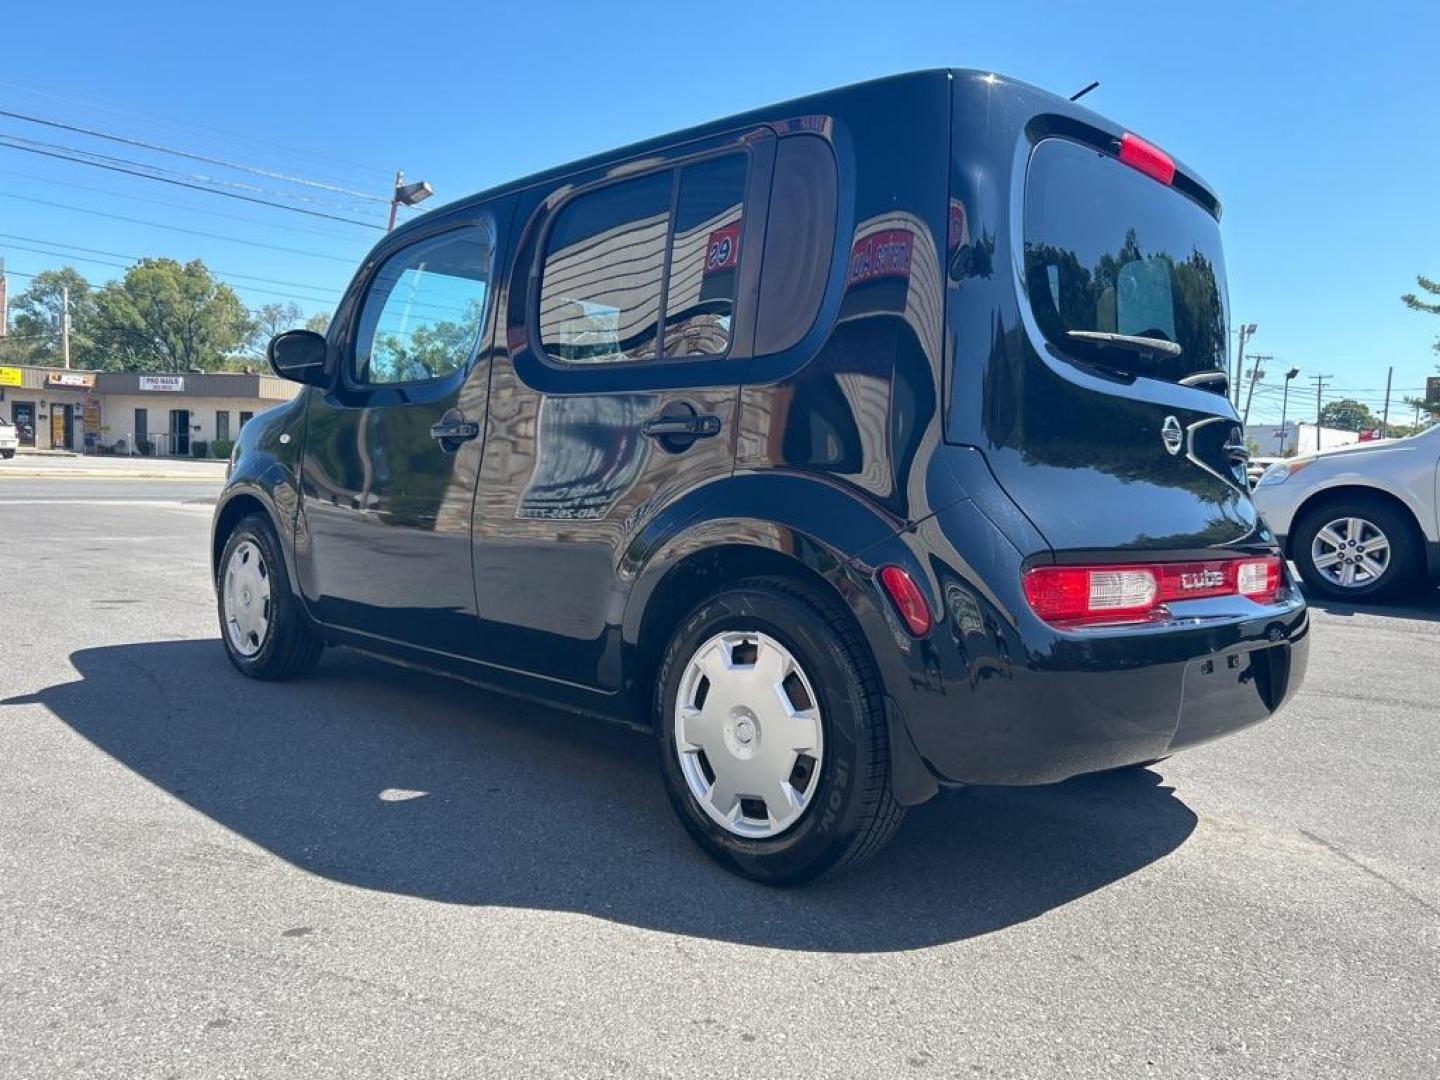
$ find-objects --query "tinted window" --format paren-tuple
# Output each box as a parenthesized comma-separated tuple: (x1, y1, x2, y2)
(354, 225, 493, 385)
(1023, 138, 1228, 383)
(754, 136, 837, 355)
(540, 171, 671, 364)
(663, 156, 747, 357)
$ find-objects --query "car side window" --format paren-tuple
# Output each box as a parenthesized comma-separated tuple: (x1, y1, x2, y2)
(538, 154, 749, 366)
(663, 155, 747, 358)
(353, 224, 494, 385)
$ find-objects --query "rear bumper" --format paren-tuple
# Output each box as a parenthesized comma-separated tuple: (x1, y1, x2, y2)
(904, 605, 1310, 786)
(844, 500, 1310, 797)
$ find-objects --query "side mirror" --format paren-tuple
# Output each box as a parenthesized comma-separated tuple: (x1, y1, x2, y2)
(267, 330, 329, 386)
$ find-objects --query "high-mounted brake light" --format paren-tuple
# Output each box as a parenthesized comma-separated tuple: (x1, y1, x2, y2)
(1118, 132, 1176, 186)
(878, 565, 933, 637)
(1023, 557, 1283, 628)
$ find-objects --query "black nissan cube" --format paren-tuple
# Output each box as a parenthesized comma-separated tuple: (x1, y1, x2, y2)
(212, 69, 1309, 883)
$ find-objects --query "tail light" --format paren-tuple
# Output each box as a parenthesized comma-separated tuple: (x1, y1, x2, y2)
(1118, 132, 1176, 186)
(878, 565, 933, 637)
(1023, 556, 1283, 628)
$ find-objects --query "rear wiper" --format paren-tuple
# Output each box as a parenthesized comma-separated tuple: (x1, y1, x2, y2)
(1066, 330, 1183, 358)
(1178, 370, 1229, 390)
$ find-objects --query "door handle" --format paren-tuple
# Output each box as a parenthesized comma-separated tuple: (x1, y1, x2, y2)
(641, 414, 721, 439)
(430, 419, 481, 441)
(430, 415, 480, 453)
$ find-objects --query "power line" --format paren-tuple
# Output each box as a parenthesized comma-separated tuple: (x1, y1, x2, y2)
(1, 265, 337, 310)
(0, 77, 392, 180)
(0, 191, 359, 262)
(0, 135, 384, 228)
(0, 233, 344, 296)
(0, 106, 390, 204)
(0, 130, 376, 212)
(0, 166, 371, 243)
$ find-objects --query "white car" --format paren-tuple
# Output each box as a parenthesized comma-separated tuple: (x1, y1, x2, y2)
(1251, 425, 1440, 601)
(0, 416, 18, 459)
(1247, 455, 1281, 489)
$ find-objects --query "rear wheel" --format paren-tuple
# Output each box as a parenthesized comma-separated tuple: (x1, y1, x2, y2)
(217, 513, 324, 679)
(655, 577, 904, 885)
(1292, 497, 1420, 602)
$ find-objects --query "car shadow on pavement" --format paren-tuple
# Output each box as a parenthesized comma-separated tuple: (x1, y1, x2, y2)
(13, 640, 1198, 952)
(1301, 584, 1440, 623)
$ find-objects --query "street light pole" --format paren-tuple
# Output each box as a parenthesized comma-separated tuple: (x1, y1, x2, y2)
(387, 170, 435, 232)
(1278, 366, 1300, 455)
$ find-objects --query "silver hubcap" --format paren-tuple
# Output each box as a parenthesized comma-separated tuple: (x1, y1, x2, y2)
(223, 540, 272, 656)
(1311, 516, 1391, 589)
(674, 631, 824, 840)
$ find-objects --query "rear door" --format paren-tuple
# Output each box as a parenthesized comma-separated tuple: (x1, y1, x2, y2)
(472, 133, 771, 690)
(296, 204, 511, 652)
(952, 107, 1259, 558)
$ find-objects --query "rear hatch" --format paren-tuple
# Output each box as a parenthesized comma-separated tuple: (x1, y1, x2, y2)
(949, 79, 1263, 562)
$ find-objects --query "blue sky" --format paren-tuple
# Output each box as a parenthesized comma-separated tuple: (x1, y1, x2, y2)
(2, 0, 1437, 423)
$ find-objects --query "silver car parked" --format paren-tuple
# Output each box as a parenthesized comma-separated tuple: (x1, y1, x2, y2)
(0, 416, 18, 460)
(1251, 425, 1440, 601)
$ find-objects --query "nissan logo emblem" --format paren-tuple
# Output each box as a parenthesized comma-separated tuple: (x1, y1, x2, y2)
(1161, 416, 1184, 456)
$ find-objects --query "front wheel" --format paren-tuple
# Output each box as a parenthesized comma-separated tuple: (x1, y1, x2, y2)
(654, 577, 904, 885)
(1292, 497, 1421, 602)
(217, 513, 324, 679)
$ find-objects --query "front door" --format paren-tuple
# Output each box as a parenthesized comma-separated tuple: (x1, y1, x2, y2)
(12, 402, 35, 446)
(168, 409, 190, 456)
(50, 404, 73, 450)
(472, 144, 765, 690)
(296, 206, 511, 653)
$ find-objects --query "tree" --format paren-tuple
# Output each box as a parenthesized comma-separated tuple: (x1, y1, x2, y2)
(90, 259, 249, 372)
(5, 267, 99, 367)
(305, 311, 331, 335)
(1402, 274, 1440, 357)
(1318, 398, 1379, 432)
(246, 301, 304, 356)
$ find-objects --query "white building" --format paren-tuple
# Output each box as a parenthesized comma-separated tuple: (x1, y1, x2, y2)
(0, 363, 299, 455)
(1248, 422, 1362, 457)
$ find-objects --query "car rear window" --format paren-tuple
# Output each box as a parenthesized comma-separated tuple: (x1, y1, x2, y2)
(1023, 138, 1228, 384)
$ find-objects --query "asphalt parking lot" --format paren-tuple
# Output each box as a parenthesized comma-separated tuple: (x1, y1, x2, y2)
(2, 470, 1437, 1078)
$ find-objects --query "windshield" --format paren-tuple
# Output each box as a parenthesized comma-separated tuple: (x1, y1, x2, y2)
(1024, 138, 1228, 384)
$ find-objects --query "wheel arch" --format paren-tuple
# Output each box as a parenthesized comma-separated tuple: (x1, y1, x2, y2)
(626, 528, 859, 709)
(211, 485, 297, 587)
(1286, 483, 1427, 560)
(618, 471, 926, 702)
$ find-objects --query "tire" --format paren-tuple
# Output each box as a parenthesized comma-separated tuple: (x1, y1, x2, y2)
(216, 513, 324, 680)
(0, 449, 14, 460)
(654, 576, 905, 885)
(1292, 496, 1421, 602)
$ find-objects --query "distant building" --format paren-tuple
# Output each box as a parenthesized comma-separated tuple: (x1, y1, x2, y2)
(0, 362, 299, 455)
(1248, 422, 1362, 457)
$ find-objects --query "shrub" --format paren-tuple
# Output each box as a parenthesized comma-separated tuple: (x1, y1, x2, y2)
(211, 438, 235, 459)
(191, 440, 209, 458)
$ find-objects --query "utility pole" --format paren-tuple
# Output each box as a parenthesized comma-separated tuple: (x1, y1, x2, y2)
(1380, 366, 1393, 437)
(61, 285, 71, 369)
(1310, 373, 1332, 452)
(1242, 353, 1272, 425)
(1233, 323, 1258, 407)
